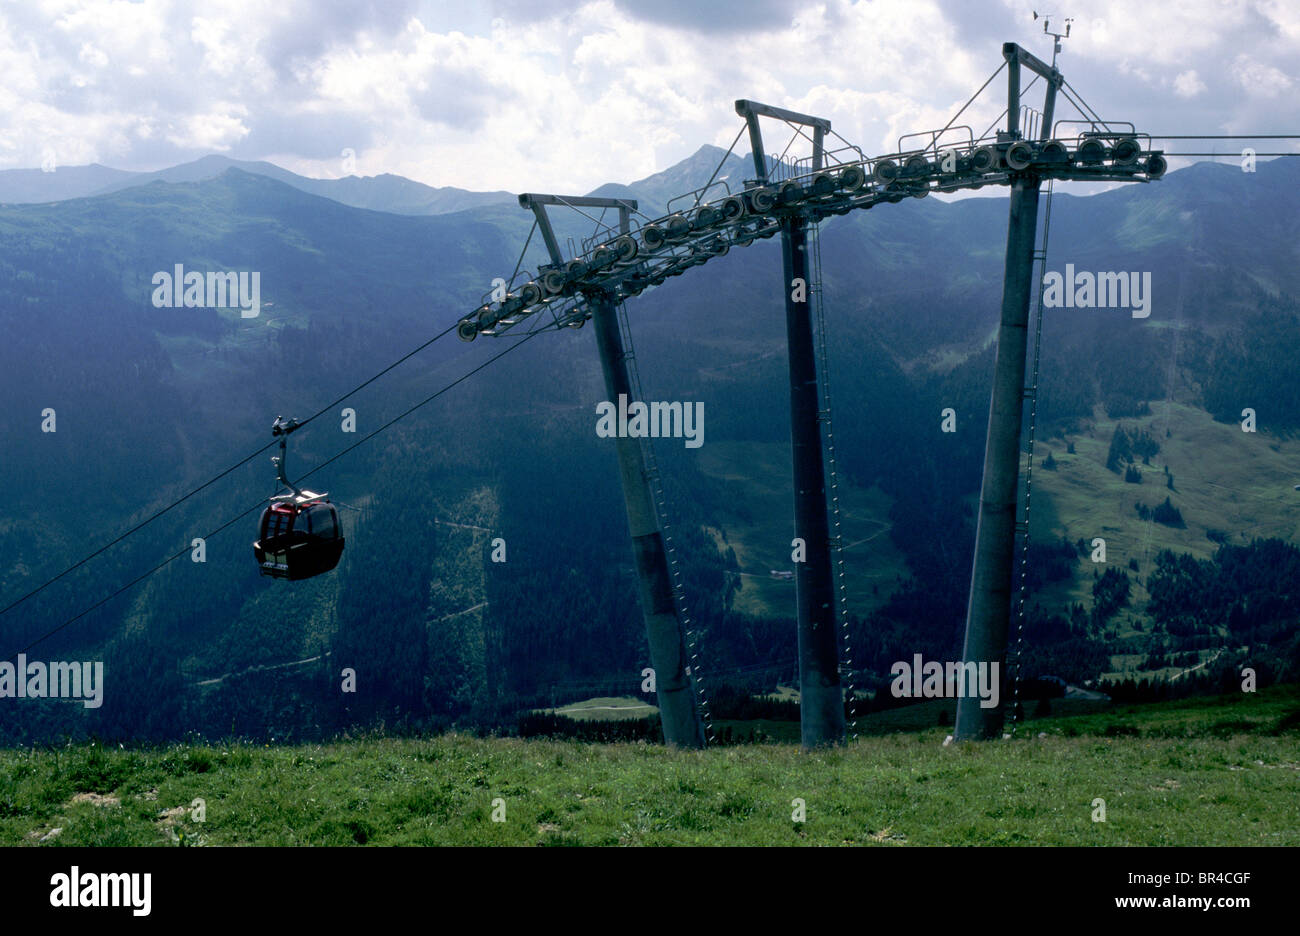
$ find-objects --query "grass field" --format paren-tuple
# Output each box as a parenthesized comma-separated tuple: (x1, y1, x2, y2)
(1031, 402, 1300, 615)
(2, 685, 1296, 847)
(544, 697, 659, 721)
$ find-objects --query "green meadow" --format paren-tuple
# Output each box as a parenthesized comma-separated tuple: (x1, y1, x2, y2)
(2, 684, 1295, 847)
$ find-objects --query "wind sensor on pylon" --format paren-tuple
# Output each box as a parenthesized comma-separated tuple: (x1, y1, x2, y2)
(1033, 10, 1073, 66)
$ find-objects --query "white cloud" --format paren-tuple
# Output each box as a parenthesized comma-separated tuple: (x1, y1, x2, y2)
(0, 0, 1298, 192)
(1230, 55, 1293, 98)
(165, 107, 251, 151)
(77, 42, 108, 67)
(1173, 70, 1206, 98)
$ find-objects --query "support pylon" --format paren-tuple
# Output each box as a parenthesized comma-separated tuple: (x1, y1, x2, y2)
(591, 295, 705, 749)
(953, 174, 1042, 740)
(782, 217, 846, 748)
(954, 43, 1063, 740)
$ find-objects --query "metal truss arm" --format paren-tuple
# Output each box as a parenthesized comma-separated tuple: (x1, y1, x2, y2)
(518, 193, 638, 267)
(1003, 42, 1062, 140)
(735, 99, 831, 181)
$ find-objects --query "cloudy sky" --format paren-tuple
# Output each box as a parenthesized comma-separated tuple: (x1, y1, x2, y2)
(2, 0, 1297, 193)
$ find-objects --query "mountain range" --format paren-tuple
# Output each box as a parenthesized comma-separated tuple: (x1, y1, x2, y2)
(0, 154, 517, 216)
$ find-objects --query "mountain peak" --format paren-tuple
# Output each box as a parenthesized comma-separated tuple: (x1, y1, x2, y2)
(583, 144, 752, 215)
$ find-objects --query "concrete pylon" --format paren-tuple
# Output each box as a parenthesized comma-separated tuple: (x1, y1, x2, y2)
(591, 296, 705, 749)
(781, 217, 846, 749)
(953, 174, 1042, 740)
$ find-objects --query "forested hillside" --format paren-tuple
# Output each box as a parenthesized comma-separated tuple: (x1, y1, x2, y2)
(2, 154, 1298, 744)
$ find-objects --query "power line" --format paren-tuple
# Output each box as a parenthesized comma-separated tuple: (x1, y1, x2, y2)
(1145, 134, 1300, 158)
(10, 501, 265, 658)
(0, 444, 275, 621)
(8, 327, 538, 657)
(297, 320, 460, 431)
(0, 319, 459, 622)
(1147, 134, 1300, 139)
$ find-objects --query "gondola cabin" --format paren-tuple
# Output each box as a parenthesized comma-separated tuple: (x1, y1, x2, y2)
(253, 489, 344, 581)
